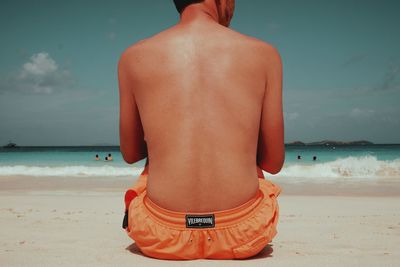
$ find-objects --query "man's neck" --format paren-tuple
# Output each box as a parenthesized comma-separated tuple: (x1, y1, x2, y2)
(179, 4, 220, 26)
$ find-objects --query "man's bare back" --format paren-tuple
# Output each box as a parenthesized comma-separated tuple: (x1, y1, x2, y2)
(118, 1, 284, 212)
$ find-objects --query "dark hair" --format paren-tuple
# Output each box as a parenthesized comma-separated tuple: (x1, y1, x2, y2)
(95, 154, 99, 157)
(108, 154, 111, 157)
(173, 0, 205, 13)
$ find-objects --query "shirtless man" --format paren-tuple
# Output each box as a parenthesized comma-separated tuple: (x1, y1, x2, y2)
(119, 0, 284, 260)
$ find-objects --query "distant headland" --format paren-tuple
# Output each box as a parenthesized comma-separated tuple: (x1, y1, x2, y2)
(286, 140, 374, 146)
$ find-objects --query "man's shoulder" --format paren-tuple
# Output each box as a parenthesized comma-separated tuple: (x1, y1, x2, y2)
(241, 35, 281, 67)
(119, 38, 148, 60)
(118, 37, 155, 71)
(119, 29, 173, 66)
(240, 33, 279, 55)
(225, 29, 279, 56)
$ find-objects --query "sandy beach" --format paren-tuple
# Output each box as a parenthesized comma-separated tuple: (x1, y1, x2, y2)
(1, 175, 399, 267)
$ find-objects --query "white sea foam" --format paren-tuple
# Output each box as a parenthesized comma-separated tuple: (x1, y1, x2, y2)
(0, 155, 399, 180)
(0, 165, 143, 177)
(270, 155, 400, 180)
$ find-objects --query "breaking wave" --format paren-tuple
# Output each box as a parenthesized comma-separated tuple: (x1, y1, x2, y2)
(0, 165, 143, 177)
(270, 155, 400, 180)
(0, 155, 399, 180)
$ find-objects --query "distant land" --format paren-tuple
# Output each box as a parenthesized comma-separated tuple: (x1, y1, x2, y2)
(3, 140, 391, 148)
(89, 143, 118, 147)
(286, 140, 374, 146)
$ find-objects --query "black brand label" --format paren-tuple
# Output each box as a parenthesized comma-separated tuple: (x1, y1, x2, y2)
(185, 214, 215, 228)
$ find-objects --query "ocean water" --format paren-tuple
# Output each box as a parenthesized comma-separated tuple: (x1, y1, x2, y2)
(0, 145, 399, 182)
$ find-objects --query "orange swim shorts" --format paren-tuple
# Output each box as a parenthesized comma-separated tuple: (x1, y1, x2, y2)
(123, 166, 281, 260)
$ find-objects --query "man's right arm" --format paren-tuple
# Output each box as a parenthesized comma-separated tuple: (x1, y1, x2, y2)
(256, 46, 285, 174)
(118, 49, 148, 164)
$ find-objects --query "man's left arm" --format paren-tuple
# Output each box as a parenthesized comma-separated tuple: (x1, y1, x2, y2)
(118, 51, 147, 164)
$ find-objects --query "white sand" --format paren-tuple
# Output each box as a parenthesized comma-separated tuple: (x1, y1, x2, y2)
(0, 176, 399, 266)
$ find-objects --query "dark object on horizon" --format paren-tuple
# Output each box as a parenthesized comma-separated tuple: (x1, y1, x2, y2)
(297, 155, 301, 160)
(286, 140, 373, 146)
(306, 140, 373, 146)
(3, 141, 18, 148)
(287, 141, 306, 146)
(313, 156, 317, 161)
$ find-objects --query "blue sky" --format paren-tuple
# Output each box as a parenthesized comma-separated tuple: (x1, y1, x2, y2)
(0, 0, 399, 145)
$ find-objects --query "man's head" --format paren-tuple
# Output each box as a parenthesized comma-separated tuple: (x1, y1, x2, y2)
(173, 0, 204, 13)
(173, 0, 235, 27)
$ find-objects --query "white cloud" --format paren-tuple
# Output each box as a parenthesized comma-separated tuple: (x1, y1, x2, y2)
(1, 52, 73, 94)
(340, 54, 367, 68)
(21, 52, 58, 76)
(284, 111, 299, 120)
(350, 108, 375, 118)
(377, 64, 400, 91)
(108, 17, 117, 25)
(107, 32, 116, 40)
(266, 22, 280, 33)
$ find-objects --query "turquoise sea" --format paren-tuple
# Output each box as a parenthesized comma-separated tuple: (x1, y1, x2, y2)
(0, 145, 399, 181)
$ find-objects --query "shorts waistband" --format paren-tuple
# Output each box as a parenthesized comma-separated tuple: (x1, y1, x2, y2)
(143, 188, 264, 228)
